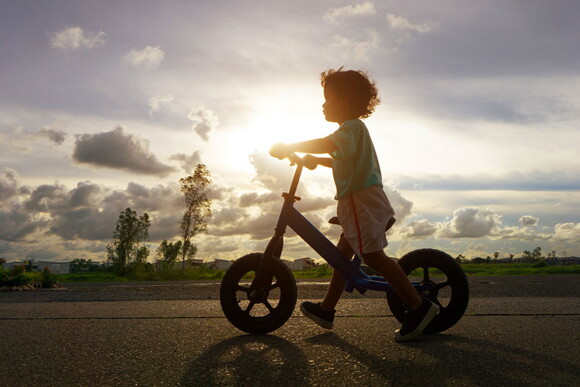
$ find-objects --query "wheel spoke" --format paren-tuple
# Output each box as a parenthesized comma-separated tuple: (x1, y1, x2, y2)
(264, 300, 275, 312)
(268, 281, 280, 291)
(244, 301, 256, 314)
(436, 281, 450, 290)
(237, 285, 250, 293)
(422, 266, 430, 282)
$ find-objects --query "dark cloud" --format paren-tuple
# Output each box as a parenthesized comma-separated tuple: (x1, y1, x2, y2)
(397, 171, 580, 191)
(0, 168, 19, 201)
(170, 151, 201, 174)
(239, 192, 280, 207)
(38, 127, 67, 145)
(72, 126, 176, 176)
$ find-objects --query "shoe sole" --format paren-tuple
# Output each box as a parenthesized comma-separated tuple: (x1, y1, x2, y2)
(394, 303, 440, 342)
(300, 303, 333, 329)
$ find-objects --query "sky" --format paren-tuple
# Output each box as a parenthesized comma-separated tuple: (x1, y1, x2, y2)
(1, 0, 579, 263)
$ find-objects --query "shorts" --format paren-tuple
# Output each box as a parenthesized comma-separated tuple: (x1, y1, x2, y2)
(337, 184, 395, 256)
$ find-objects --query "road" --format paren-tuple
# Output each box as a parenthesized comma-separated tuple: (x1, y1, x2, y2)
(1, 275, 579, 386)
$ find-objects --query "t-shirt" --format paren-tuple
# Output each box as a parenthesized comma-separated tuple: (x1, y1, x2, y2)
(326, 119, 383, 199)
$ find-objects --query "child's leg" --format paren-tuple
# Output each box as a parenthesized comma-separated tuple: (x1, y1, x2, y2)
(320, 233, 354, 312)
(363, 250, 423, 311)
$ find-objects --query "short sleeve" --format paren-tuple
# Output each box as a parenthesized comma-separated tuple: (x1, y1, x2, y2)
(326, 122, 356, 160)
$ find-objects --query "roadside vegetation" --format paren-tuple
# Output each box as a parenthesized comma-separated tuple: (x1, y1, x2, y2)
(52, 262, 580, 283)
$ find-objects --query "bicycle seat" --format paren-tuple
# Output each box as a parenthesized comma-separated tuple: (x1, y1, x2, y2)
(328, 216, 396, 232)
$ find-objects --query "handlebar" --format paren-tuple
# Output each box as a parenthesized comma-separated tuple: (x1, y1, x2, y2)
(286, 153, 303, 166)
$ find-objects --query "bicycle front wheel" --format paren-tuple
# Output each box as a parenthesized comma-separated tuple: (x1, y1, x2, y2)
(220, 253, 297, 334)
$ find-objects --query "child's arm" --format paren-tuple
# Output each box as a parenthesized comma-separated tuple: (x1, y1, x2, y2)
(303, 155, 332, 169)
(270, 138, 336, 159)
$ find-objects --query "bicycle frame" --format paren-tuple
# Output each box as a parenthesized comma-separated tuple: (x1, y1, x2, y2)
(255, 155, 423, 295)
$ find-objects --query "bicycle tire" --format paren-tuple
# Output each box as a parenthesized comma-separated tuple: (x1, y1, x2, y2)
(386, 248, 469, 334)
(220, 253, 297, 334)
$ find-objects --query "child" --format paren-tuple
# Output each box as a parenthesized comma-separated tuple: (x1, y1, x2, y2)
(269, 68, 439, 342)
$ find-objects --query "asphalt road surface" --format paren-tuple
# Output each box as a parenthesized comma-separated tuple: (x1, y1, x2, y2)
(1, 275, 579, 386)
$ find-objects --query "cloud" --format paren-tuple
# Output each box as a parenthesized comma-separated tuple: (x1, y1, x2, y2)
(148, 94, 174, 117)
(50, 26, 106, 50)
(323, 1, 377, 25)
(553, 223, 580, 242)
(0, 126, 67, 147)
(0, 174, 186, 246)
(438, 207, 502, 238)
(0, 168, 20, 202)
(123, 46, 165, 69)
(170, 151, 202, 173)
(519, 215, 539, 227)
(38, 127, 67, 145)
(386, 13, 432, 35)
(331, 30, 380, 61)
(402, 219, 437, 239)
(72, 126, 176, 176)
(188, 107, 218, 141)
(384, 184, 413, 222)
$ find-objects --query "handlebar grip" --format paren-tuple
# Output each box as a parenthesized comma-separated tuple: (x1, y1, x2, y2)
(287, 153, 303, 166)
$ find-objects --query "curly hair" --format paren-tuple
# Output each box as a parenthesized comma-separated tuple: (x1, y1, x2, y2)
(320, 67, 380, 119)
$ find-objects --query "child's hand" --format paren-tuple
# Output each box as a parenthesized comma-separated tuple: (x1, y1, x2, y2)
(303, 154, 319, 170)
(269, 143, 292, 159)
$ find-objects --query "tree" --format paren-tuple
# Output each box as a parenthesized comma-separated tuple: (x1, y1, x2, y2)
(155, 240, 182, 270)
(107, 207, 151, 275)
(493, 252, 499, 262)
(0, 257, 5, 267)
(179, 164, 212, 270)
(532, 247, 543, 261)
(522, 250, 532, 263)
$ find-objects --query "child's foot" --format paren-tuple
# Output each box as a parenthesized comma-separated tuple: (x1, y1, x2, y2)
(300, 301, 335, 329)
(394, 297, 439, 342)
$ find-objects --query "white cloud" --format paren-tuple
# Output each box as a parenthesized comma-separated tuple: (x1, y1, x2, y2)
(553, 222, 580, 242)
(50, 26, 106, 50)
(148, 95, 174, 117)
(386, 13, 432, 34)
(123, 46, 165, 69)
(519, 215, 539, 226)
(331, 30, 380, 61)
(403, 219, 437, 239)
(438, 207, 502, 238)
(188, 107, 218, 141)
(323, 1, 377, 25)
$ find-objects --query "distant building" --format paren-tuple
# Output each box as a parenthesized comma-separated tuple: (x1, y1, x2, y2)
(4, 260, 71, 274)
(281, 257, 317, 271)
(211, 259, 233, 270)
(172, 259, 205, 270)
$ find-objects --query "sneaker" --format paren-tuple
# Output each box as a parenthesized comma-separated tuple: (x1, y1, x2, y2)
(394, 297, 440, 342)
(300, 301, 335, 329)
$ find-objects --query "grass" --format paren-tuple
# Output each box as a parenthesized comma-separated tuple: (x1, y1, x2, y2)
(54, 263, 580, 283)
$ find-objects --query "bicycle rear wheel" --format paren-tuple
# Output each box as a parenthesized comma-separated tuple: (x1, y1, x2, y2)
(386, 249, 469, 334)
(220, 253, 297, 334)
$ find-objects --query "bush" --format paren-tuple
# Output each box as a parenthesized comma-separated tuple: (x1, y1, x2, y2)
(41, 267, 59, 287)
(0, 265, 30, 287)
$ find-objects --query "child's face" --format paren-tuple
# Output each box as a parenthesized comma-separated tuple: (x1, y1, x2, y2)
(322, 86, 348, 124)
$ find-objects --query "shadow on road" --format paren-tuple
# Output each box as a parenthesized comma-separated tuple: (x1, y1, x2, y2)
(181, 334, 308, 385)
(306, 332, 577, 385)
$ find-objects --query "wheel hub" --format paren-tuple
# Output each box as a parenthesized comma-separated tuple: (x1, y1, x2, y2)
(420, 281, 438, 300)
(248, 287, 268, 303)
